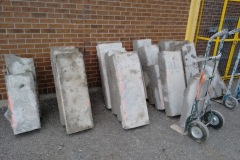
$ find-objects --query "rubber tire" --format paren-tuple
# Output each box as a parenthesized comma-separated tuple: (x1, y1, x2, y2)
(203, 110, 225, 130)
(223, 95, 238, 110)
(187, 120, 209, 143)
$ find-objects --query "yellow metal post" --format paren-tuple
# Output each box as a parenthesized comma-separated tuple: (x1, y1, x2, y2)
(185, 0, 202, 42)
(223, 18, 240, 78)
(194, 0, 205, 45)
(212, 0, 229, 56)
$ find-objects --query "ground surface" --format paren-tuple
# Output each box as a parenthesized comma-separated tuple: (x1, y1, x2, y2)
(0, 90, 240, 160)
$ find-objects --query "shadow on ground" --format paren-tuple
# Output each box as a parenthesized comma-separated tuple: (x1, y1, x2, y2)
(0, 90, 240, 160)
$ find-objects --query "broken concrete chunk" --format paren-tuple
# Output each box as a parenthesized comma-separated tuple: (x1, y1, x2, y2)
(133, 39, 152, 51)
(5, 73, 41, 135)
(181, 42, 199, 84)
(96, 43, 126, 109)
(4, 54, 36, 81)
(111, 52, 149, 129)
(159, 50, 186, 116)
(52, 48, 94, 134)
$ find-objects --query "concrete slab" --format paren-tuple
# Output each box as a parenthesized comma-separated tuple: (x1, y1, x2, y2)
(54, 49, 94, 134)
(159, 50, 186, 116)
(111, 52, 149, 129)
(105, 50, 122, 121)
(96, 43, 126, 109)
(50, 46, 76, 126)
(158, 40, 186, 52)
(133, 39, 152, 51)
(181, 42, 199, 84)
(138, 45, 159, 66)
(137, 45, 164, 110)
(147, 65, 165, 110)
(178, 73, 210, 128)
(5, 73, 41, 135)
(205, 64, 227, 98)
(4, 54, 36, 80)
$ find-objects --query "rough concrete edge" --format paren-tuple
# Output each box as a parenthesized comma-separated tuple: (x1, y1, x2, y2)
(0, 87, 102, 109)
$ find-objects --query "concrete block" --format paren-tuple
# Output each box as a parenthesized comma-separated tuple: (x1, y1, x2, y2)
(133, 39, 152, 51)
(5, 73, 41, 135)
(137, 45, 164, 109)
(181, 42, 199, 84)
(159, 50, 186, 116)
(178, 73, 210, 128)
(158, 40, 186, 51)
(205, 64, 226, 98)
(4, 54, 36, 80)
(52, 48, 94, 134)
(96, 43, 126, 109)
(105, 50, 122, 121)
(198, 60, 226, 98)
(138, 45, 159, 66)
(50, 46, 76, 126)
(159, 41, 200, 84)
(111, 51, 149, 129)
(147, 65, 165, 110)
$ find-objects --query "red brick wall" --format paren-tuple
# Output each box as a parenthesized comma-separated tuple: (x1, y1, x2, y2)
(0, 0, 191, 100)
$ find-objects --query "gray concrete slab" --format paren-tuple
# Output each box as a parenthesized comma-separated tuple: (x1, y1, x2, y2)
(50, 46, 76, 126)
(1, 90, 240, 160)
(4, 54, 36, 80)
(133, 39, 152, 51)
(159, 50, 186, 116)
(111, 52, 149, 129)
(96, 43, 126, 109)
(5, 73, 41, 135)
(54, 50, 94, 134)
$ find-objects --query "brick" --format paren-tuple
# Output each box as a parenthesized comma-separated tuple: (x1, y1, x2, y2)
(7, 29, 24, 33)
(31, 13, 47, 18)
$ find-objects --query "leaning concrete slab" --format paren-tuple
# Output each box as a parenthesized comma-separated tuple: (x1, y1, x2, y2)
(5, 73, 41, 135)
(138, 45, 159, 66)
(111, 52, 149, 129)
(133, 39, 152, 51)
(199, 60, 226, 98)
(147, 65, 165, 110)
(52, 48, 94, 134)
(181, 42, 199, 84)
(138, 45, 165, 110)
(159, 50, 186, 116)
(96, 43, 126, 109)
(50, 46, 76, 126)
(105, 50, 122, 120)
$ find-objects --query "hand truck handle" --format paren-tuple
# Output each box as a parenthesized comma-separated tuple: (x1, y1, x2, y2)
(214, 28, 240, 58)
(204, 29, 228, 60)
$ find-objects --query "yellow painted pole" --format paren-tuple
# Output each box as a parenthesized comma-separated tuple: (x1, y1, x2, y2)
(223, 18, 240, 77)
(185, 0, 202, 42)
(194, 0, 205, 45)
(212, 0, 228, 56)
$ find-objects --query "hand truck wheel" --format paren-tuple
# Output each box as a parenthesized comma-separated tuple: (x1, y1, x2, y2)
(203, 110, 225, 130)
(187, 120, 209, 143)
(223, 95, 238, 109)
